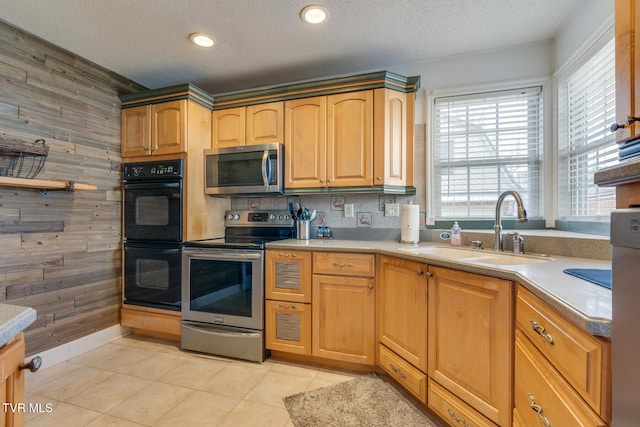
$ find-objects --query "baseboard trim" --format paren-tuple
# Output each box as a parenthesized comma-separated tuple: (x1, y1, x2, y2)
(28, 325, 132, 370)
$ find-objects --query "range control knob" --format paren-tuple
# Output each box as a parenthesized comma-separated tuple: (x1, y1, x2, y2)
(270, 214, 276, 220)
(227, 214, 234, 220)
(233, 214, 240, 220)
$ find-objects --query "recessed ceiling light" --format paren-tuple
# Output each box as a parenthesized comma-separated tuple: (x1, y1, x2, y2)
(300, 5, 329, 24)
(189, 33, 215, 48)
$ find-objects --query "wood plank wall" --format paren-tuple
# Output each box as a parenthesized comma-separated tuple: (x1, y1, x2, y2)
(0, 21, 145, 356)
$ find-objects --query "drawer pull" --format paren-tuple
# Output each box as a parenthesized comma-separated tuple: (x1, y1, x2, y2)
(528, 393, 551, 427)
(19, 356, 42, 372)
(446, 409, 470, 427)
(388, 362, 407, 379)
(278, 252, 297, 258)
(530, 320, 554, 345)
(278, 303, 297, 310)
(332, 262, 353, 268)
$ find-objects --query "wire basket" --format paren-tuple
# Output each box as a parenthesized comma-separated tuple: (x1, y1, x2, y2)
(0, 137, 49, 179)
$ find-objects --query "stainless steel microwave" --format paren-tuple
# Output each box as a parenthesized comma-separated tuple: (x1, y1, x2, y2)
(204, 143, 284, 196)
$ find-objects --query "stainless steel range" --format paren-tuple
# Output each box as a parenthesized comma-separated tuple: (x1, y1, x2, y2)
(181, 210, 293, 362)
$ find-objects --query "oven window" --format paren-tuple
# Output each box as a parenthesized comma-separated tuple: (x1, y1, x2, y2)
(137, 258, 169, 290)
(188, 259, 253, 317)
(137, 196, 169, 226)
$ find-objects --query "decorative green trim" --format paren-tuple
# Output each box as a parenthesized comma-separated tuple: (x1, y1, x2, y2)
(119, 83, 214, 109)
(284, 185, 416, 196)
(212, 71, 421, 109)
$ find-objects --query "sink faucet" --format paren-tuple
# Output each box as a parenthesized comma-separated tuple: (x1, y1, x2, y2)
(493, 190, 528, 251)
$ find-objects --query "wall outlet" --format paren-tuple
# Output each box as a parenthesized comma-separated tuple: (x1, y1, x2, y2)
(385, 203, 400, 217)
(344, 203, 354, 218)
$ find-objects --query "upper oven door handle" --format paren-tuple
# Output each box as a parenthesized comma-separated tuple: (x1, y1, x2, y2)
(124, 182, 181, 190)
(261, 149, 270, 186)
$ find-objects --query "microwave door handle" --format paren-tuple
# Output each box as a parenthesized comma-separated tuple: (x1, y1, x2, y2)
(261, 150, 270, 186)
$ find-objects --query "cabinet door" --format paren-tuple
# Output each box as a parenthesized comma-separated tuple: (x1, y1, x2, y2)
(152, 100, 186, 155)
(284, 97, 327, 188)
(246, 102, 284, 145)
(212, 106, 246, 148)
(0, 333, 26, 427)
(614, 0, 640, 143)
(373, 88, 414, 187)
(428, 266, 513, 427)
(265, 300, 311, 355)
(312, 274, 376, 365)
(265, 250, 312, 303)
(121, 105, 151, 157)
(378, 256, 428, 373)
(327, 91, 373, 187)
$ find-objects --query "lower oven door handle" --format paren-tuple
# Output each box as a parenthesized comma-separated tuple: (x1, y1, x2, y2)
(191, 327, 261, 338)
(185, 251, 262, 261)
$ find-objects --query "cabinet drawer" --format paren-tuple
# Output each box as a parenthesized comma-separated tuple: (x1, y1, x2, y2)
(514, 331, 607, 427)
(428, 379, 497, 427)
(517, 286, 610, 418)
(265, 300, 311, 355)
(378, 344, 426, 404)
(313, 252, 375, 277)
(266, 250, 312, 302)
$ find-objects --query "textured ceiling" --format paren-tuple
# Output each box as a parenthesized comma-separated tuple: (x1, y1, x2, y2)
(0, 0, 581, 94)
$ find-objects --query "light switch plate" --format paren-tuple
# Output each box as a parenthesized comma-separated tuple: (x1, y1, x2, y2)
(344, 203, 354, 218)
(385, 203, 400, 217)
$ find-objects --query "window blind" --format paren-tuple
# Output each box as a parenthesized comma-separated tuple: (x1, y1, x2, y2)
(558, 38, 617, 218)
(434, 87, 543, 219)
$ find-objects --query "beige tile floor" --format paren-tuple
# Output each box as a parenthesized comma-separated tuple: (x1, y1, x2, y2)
(24, 334, 361, 426)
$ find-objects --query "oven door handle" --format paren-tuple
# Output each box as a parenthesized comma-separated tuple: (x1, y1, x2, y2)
(261, 150, 270, 186)
(186, 251, 262, 261)
(124, 182, 181, 190)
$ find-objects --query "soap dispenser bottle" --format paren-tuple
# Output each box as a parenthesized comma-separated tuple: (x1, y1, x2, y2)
(450, 221, 462, 246)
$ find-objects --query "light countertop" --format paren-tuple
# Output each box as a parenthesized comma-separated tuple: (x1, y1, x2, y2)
(266, 239, 612, 338)
(0, 303, 37, 348)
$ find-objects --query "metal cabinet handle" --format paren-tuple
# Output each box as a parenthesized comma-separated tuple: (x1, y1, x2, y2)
(278, 252, 297, 258)
(388, 363, 407, 379)
(332, 262, 353, 268)
(19, 356, 42, 372)
(416, 270, 432, 278)
(528, 393, 551, 427)
(278, 303, 297, 310)
(446, 409, 471, 427)
(368, 284, 374, 290)
(530, 320, 554, 345)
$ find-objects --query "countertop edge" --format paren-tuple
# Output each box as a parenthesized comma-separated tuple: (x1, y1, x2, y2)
(0, 304, 37, 348)
(266, 239, 612, 338)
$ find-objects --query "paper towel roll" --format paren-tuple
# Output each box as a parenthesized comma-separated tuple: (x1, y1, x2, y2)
(400, 204, 420, 244)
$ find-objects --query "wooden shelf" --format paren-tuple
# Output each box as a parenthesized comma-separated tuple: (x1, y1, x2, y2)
(0, 176, 97, 191)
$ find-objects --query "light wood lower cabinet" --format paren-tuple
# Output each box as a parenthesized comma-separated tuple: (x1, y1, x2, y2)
(429, 378, 498, 427)
(428, 266, 513, 427)
(379, 344, 427, 405)
(265, 250, 313, 354)
(513, 330, 607, 427)
(1, 333, 26, 427)
(311, 252, 377, 366)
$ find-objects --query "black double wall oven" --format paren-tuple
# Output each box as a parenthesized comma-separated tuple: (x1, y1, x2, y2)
(123, 159, 184, 312)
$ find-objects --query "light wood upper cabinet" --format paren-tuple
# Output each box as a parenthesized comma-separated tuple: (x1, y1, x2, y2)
(121, 100, 187, 157)
(212, 102, 284, 148)
(284, 96, 327, 188)
(378, 255, 428, 373)
(211, 106, 245, 148)
(326, 91, 374, 187)
(614, 0, 640, 144)
(373, 88, 414, 187)
(428, 266, 513, 427)
(285, 92, 373, 189)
